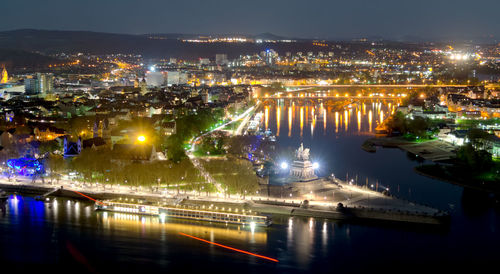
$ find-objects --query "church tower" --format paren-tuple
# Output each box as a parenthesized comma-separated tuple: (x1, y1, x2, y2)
(1, 67, 8, 84)
(140, 78, 147, 95)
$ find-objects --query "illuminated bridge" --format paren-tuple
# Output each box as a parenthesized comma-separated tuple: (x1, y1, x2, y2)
(259, 95, 402, 100)
(282, 84, 469, 88)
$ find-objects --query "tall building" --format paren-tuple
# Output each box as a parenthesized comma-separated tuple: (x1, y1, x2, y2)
(166, 71, 188, 85)
(199, 58, 210, 66)
(25, 73, 54, 94)
(261, 49, 278, 65)
(145, 71, 165, 87)
(201, 89, 210, 103)
(215, 54, 228, 65)
(1, 67, 8, 84)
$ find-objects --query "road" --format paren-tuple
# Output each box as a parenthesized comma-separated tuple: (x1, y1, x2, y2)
(186, 103, 259, 194)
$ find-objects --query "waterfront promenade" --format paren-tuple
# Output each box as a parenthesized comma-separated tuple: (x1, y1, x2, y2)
(0, 174, 448, 225)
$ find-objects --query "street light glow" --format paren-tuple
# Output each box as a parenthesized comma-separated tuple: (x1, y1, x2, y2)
(280, 162, 288, 169)
(313, 162, 319, 169)
(137, 135, 146, 142)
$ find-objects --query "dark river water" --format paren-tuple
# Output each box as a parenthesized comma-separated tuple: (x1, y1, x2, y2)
(1, 97, 499, 273)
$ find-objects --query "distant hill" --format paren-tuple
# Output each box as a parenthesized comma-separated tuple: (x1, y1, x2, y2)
(254, 32, 289, 40)
(0, 48, 62, 71)
(0, 29, 328, 60)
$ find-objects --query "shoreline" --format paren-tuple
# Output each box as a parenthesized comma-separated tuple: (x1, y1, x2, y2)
(414, 165, 500, 194)
(0, 181, 450, 226)
(363, 136, 500, 194)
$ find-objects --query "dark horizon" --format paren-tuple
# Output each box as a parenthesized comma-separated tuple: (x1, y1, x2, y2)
(0, 28, 497, 44)
(3, 0, 500, 42)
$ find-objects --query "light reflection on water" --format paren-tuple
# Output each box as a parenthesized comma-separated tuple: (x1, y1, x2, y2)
(259, 95, 500, 272)
(264, 98, 398, 138)
(1, 96, 500, 271)
(97, 211, 267, 245)
(1, 195, 349, 271)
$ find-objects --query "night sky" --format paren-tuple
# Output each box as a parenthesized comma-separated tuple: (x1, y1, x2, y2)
(3, 0, 500, 40)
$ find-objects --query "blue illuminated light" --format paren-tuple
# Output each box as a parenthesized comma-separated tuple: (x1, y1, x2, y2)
(7, 157, 45, 176)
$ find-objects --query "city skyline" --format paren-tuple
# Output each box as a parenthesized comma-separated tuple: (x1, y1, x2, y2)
(1, 2, 500, 272)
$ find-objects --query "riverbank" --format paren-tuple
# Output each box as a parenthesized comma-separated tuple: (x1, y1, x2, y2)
(415, 165, 500, 194)
(363, 137, 456, 161)
(0, 180, 449, 226)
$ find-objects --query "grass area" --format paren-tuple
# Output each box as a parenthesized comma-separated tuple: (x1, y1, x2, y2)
(456, 118, 500, 128)
(402, 133, 436, 142)
(192, 150, 225, 157)
(199, 157, 259, 195)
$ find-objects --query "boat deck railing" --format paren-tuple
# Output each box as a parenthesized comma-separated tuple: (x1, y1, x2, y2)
(96, 200, 270, 226)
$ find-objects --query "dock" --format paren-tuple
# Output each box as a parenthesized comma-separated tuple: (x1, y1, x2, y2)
(36, 188, 59, 200)
(0, 178, 449, 226)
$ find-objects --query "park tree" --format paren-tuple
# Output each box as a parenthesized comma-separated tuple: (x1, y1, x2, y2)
(386, 111, 408, 134)
(38, 140, 62, 155)
(70, 148, 114, 185)
(457, 144, 493, 171)
(201, 157, 259, 197)
(467, 129, 490, 150)
(44, 154, 66, 184)
(65, 116, 93, 138)
(407, 116, 430, 138)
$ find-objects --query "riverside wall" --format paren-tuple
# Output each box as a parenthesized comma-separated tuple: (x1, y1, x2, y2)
(0, 183, 449, 225)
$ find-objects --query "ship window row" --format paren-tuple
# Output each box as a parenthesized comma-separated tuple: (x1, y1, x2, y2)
(162, 209, 266, 224)
(109, 203, 267, 223)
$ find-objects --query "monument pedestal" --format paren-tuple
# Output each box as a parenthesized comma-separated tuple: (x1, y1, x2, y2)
(288, 143, 318, 182)
(290, 160, 317, 181)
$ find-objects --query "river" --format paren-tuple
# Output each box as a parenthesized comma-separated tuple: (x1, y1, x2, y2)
(1, 96, 499, 273)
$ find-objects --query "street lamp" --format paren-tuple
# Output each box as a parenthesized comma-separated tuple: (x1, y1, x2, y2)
(137, 135, 146, 143)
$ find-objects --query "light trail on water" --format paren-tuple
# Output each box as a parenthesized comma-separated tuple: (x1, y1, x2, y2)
(178, 232, 279, 262)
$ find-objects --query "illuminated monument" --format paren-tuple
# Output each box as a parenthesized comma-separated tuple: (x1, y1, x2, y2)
(289, 143, 317, 181)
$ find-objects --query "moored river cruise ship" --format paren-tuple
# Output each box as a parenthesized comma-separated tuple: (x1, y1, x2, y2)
(95, 199, 271, 227)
